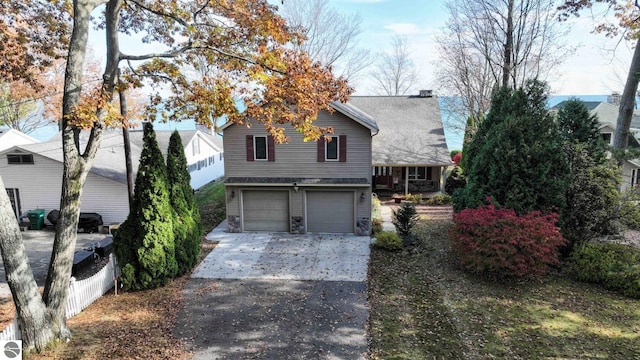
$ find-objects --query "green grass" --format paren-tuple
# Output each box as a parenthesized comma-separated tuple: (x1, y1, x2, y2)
(194, 179, 226, 234)
(368, 220, 640, 359)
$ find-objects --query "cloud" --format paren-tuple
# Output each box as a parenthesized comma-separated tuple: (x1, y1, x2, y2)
(383, 22, 421, 35)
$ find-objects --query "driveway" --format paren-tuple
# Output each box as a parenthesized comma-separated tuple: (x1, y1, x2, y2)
(174, 222, 372, 359)
(0, 229, 108, 297)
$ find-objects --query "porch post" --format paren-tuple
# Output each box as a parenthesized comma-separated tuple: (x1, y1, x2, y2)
(405, 166, 409, 195)
(440, 166, 447, 193)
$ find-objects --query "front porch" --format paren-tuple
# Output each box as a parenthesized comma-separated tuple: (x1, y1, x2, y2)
(372, 165, 447, 195)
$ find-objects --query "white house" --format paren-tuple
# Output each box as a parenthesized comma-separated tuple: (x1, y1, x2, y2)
(0, 128, 39, 151)
(0, 129, 224, 224)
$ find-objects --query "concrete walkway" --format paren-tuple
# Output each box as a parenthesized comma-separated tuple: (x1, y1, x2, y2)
(174, 222, 372, 359)
(380, 204, 395, 232)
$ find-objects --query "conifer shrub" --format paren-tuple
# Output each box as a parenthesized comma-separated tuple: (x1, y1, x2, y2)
(372, 231, 403, 251)
(393, 202, 418, 237)
(114, 122, 177, 291)
(445, 167, 466, 195)
(167, 131, 202, 275)
(449, 201, 566, 277)
(571, 243, 640, 298)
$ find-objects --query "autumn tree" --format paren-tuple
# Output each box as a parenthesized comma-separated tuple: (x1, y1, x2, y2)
(0, 81, 50, 134)
(166, 131, 201, 275)
(436, 0, 570, 129)
(559, 0, 640, 151)
(1, 0, 351, 352)
(280, 0, 373, 84)
(370, 36, 417, 96)
(114, 122, 177, 290)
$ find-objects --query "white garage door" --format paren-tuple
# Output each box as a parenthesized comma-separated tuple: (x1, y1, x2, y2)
(307, 191, 354, 233)
(243, 191, 289, 232)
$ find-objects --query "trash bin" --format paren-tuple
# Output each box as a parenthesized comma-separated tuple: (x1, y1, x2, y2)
(27, 209, 45, 230)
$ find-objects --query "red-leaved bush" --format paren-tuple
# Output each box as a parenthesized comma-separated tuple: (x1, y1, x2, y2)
(449, 203, 566, 277)
(452, 152, 462, 166)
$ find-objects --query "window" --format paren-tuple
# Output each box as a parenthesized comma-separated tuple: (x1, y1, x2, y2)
(601, 133, 612, 145)
(407, 167, 432, 181)
(7, 154, 34, 165)
(326, 136, 339, 161)
(192, 137, 200, 156)
(219, 152, 223, 161)
(254, 136, 267, 160)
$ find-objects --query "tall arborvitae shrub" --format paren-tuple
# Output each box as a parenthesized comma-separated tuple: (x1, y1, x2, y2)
(167, 131, 202, 275)
(454, 80, 569, 215)
(114, 122, 177, 291)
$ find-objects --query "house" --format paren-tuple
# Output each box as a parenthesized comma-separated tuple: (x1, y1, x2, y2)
(348, 91, 452, 195)
(0, 128, 39, 152)
(551, 100, 640, 191)
(0, 129, 223, 224)
(221, 102, 378, 235)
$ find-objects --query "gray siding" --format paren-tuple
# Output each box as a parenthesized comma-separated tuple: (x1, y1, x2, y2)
(223, 110, 372, 180)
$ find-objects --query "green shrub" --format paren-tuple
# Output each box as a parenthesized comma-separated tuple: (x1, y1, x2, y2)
(371, 218, 383, 236)
(445, 167, 466, 195)
(372, 193, 382, 220)
(425, 194, 452, 206)
(393, 202, 418, 236)
(449, 202, 566, 277)
(404, 193, 423, 204)
(620, 201, 640, 230)
(372, 231, 402, 251)
(571, 243, 640, 298)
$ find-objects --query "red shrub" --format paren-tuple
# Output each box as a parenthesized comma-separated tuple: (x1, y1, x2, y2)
(449, 203, 566, 277)
(452, 152, 462, 166)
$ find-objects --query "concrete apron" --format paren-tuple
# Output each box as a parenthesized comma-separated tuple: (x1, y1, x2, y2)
(192, 220, 373, 282)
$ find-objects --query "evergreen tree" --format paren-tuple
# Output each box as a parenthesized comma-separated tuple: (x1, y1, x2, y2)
(454, 80, 569, 215)
(113, 122, 177, 290)
(556, 98, 605, 162)
(166, 131, 202, 275)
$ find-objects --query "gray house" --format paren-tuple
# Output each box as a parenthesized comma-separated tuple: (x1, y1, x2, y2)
(349, 92, 452, 195)
(221, 102, 378, 235)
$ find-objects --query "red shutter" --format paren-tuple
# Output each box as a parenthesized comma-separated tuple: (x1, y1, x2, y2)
(317, 136, 325, 162)
(246, 135, 254, 161)
(267, 135, 275, 162)
(339, 135, 347, 162)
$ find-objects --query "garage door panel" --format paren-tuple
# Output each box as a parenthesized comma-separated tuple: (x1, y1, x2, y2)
(307, 191, 354, 233)
(243, 191, 289, 232)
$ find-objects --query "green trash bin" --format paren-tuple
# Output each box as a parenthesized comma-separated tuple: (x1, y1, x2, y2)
(27, 209, 45, 230)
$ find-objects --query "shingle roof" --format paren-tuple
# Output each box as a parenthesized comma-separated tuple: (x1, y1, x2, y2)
(347, 95, 452, 166)
(551, 100, 602, 111)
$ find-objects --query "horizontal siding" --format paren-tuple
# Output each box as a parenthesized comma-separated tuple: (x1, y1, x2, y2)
(0, 153, 129, 225)
(186, 135, 224, 189)
(224, 111, 372, 180)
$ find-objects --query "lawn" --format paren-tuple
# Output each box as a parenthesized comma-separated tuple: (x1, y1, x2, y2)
(368, 219, 640, 359)
(2, 180, 227, 359)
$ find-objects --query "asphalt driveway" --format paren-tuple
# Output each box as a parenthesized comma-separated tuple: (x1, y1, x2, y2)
(174, 222, 372, 359)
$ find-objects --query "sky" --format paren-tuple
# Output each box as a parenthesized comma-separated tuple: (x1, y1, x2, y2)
(321, 0, 636, 97)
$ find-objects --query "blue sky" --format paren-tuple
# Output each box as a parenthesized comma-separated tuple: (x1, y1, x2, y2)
(322, 0, 635, 97)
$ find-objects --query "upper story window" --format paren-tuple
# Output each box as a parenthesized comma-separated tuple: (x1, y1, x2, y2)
(317, 135, 346, 163)
(192, 136, 200, 156)
(246, 135, 274, 162)
(254, 136, 267, 160)
(601, 133, 612, 145)
(326, 136, 339, 161)
(7, 154, 34, 165)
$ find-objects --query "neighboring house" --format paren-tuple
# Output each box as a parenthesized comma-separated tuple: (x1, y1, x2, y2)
(348, 91, 452, 195)
(0, 128, 39, 152)
(0, 129, 223, 224)
(551, 100, 640, 191)
(221, 102, 378, 235)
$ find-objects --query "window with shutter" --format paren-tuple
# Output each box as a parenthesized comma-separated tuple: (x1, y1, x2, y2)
(317, 136, 325, 162)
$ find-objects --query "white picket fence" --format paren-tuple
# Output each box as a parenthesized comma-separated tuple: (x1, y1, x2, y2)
(0, 254, 120, 341)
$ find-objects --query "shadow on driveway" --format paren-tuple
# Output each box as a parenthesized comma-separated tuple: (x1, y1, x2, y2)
(174, 278, 368, 359)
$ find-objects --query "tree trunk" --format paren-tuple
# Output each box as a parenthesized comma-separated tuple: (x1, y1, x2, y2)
(0, 177, 60, 351)
(502, 0, 515, 88)
(43, 0, 105, 330)
(613, 37, 640, 150)
(119, 70, 134, 209)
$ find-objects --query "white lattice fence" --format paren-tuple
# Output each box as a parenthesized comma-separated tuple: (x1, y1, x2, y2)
(0, 254, 120, 340)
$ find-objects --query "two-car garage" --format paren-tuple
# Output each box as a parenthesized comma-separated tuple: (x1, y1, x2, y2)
(240, 190, 355, 233)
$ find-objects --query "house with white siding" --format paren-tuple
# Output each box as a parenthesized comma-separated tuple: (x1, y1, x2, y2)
(0, 129, 223, 224)
(0, 128, 39, 151)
